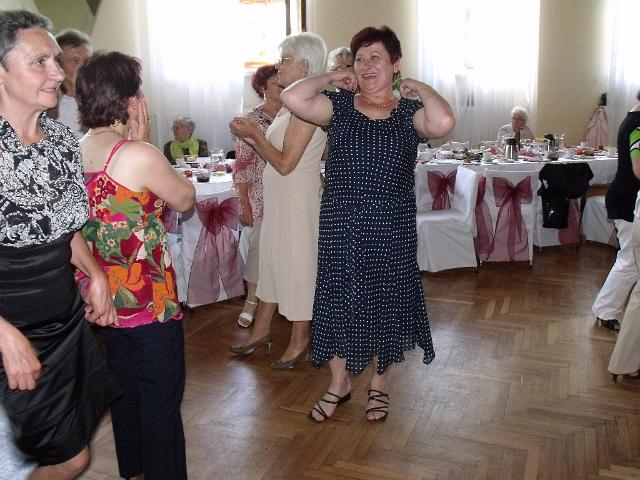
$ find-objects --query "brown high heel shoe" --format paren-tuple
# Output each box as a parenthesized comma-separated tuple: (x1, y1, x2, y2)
(228, 333, 272, 356)
(270, 346, 310, 370)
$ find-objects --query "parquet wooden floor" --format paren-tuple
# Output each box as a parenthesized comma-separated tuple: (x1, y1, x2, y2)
(5, 242, 640, 480)
(79, 242, 640, 480)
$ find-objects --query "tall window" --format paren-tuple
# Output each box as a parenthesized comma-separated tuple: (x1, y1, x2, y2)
(241, 0, 305, 69)
(418, 0, 540, 144)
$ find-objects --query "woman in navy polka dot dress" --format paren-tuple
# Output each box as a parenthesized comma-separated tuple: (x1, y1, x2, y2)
(281, 26, 455, 422)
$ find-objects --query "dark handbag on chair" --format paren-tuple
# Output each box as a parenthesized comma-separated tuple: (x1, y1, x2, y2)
(540, 193, 569, 228)
(538, 163, 594, 229)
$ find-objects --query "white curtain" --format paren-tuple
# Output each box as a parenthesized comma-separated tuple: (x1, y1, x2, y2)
(143, 0, 245, 155)
(417, 0, 539, 146)
(607, 0, 640, 146)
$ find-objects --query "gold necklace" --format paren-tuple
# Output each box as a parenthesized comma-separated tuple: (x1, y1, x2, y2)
(357, 94, 398, 108)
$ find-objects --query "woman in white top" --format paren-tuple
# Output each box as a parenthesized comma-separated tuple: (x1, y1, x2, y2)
(496, 106, 534, 144)
(228, 32, 328, 370)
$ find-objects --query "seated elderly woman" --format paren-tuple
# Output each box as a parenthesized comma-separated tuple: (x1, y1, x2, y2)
(163, 116, 209, 164)
(497, 106, 535, 145)
(326, 46, 353, 72)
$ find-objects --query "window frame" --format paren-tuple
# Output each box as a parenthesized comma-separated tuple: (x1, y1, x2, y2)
(241, 0, 306, 70)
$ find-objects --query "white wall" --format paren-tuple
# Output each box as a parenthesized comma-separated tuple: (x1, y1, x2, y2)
(308, 0, 418, 78)
(536, 0, 609, 145)
(0, 0, 38, 11)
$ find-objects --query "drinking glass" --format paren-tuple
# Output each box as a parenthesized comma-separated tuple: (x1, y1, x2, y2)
(209, 148, 225, 172)
(417, 143, 430, 162)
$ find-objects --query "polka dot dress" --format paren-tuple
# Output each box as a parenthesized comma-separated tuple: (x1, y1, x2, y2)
(311, 90, 436, 375)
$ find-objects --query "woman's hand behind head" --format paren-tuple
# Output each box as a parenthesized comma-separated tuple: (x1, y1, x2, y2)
(127, 95, 150, 142)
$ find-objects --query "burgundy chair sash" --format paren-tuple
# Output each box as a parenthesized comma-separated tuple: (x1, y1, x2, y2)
(488, 176, 533, 262)
(474, 176, 493, 261)
(608, 226, 619, 248)
(427, 170, 456, 210)
(160, 206, 178, 234)
(187, 196, 245, 305)
(558, 199, 581, 245)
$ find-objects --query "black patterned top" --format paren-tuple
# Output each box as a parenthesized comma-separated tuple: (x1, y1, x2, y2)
(0, 114, 88, 248)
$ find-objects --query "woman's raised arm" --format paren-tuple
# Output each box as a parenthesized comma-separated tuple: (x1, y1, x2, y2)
(399, 79, 455, 139)
(280, 71, 355, 126)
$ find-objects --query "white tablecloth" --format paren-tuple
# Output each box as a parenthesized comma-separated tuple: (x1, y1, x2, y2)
(416, 156, 617, 210)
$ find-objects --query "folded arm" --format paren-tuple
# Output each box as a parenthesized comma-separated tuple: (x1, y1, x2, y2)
(400, 79, 455, 139)
(280, 71, 356, 126)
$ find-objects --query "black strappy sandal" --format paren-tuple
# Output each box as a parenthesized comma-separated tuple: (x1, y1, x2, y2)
(366, 389, 389, 423)
(307, 391, 351, 423)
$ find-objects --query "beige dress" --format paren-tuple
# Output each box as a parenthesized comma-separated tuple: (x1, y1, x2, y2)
(256, 107, 326, 320)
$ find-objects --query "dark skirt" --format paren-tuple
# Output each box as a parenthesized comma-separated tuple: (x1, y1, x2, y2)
(0, 233, 121, 466)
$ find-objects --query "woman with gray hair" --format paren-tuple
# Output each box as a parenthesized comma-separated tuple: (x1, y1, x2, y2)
(228, 32, 327, 369)
(163, 115, 209, 164)
(496, 105, 535, 145)
(327, 46, 353, 72)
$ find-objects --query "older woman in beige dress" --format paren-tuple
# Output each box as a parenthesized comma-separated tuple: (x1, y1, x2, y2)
(228, 32, 327, 369)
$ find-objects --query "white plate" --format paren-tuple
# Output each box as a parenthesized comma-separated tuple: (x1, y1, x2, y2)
(434, 159, 463, 164)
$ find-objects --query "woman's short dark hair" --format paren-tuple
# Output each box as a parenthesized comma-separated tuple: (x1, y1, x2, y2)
(350, 26, 402, 63)
(0, 9, 51, 68)
(76, 51, 142, 129)
(251, 64, 277, 97)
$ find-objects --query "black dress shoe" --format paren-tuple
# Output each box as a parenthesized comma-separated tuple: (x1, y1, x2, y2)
(596, 317, 620, 331)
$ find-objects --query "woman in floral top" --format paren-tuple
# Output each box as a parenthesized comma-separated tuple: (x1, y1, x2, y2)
(233, 64, 282, 327)
(75, 52, 195, 480)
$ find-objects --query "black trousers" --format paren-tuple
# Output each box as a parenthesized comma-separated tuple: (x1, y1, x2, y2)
(101, 320, 187, 480)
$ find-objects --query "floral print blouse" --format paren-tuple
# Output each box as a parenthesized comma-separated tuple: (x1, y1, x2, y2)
(233, 105, 275, 223)
(77, 139, 181, 328)
(0, 114, 88, 248)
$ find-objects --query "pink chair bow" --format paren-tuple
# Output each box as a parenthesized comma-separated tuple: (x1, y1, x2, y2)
(558, 199, 581, 245)
(488, 176, 533, 261)
(160, 206, 178, 234)
(187, 196, 245, 305)
(474, 176, 493, 261)
(427, 170, 456, 210)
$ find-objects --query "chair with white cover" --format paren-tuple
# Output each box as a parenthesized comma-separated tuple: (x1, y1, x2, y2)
(415, 162, 459, 212)
(582, 193, 618, 247)
(482, 169, 537, 266)
(416, 166, 480, 272)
